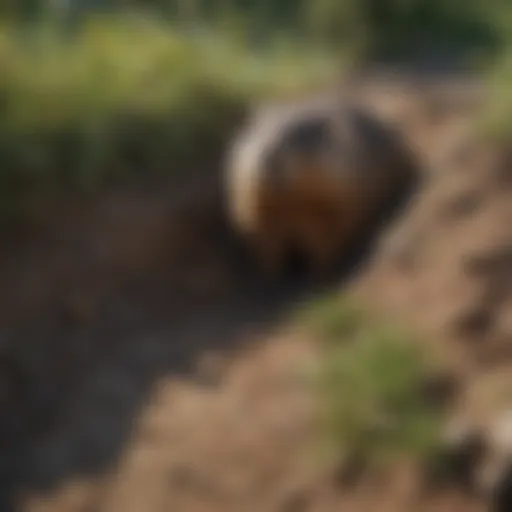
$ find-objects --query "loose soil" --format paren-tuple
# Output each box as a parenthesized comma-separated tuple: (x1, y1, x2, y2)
(0, 70, 510, 512)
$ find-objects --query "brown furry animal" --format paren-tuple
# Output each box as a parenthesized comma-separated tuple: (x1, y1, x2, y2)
(224, 97, 419, 277)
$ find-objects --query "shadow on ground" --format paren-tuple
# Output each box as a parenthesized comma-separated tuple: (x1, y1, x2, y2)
(0, 161, 421, 510)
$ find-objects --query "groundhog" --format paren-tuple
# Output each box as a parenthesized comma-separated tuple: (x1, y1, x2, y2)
(224, 97, 419, 277)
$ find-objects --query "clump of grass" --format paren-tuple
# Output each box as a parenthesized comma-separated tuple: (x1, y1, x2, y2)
(302, 294, 447, 471)
(298, 293, 367, 342)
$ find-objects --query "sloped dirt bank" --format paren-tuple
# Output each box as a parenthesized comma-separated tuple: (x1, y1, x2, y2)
(0, 116, 418, 512)
(2, 71, 510, 512)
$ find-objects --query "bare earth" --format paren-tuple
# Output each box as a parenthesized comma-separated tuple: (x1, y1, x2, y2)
(0, 71, 510, 512)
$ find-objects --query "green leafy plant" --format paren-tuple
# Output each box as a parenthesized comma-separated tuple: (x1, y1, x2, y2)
(304, 296, 446, 470)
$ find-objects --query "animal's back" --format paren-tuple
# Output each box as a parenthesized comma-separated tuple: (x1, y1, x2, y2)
(253, 99, 416, 205)
(223, 96, 419, 275)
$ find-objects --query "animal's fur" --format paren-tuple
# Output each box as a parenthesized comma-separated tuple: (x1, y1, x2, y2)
(224, 97, 419, 277)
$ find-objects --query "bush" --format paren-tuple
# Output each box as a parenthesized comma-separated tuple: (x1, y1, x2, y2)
(303, 295, 446, 470)
(0, 17, 339, 219)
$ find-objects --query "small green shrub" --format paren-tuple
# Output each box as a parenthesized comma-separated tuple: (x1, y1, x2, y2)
(303, 296, 446, 470)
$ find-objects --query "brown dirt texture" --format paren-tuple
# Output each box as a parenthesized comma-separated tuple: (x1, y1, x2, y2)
(0, 70, 510, 512)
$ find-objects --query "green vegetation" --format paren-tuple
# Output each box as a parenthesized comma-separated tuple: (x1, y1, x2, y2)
(4, 0, 506, 59)
(302, 294, 446, 471)
(480, 47, 512, 140)
(0, 18, 340, 219)
(0, 0, 510, 221)
(304, 0, 501, 61)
